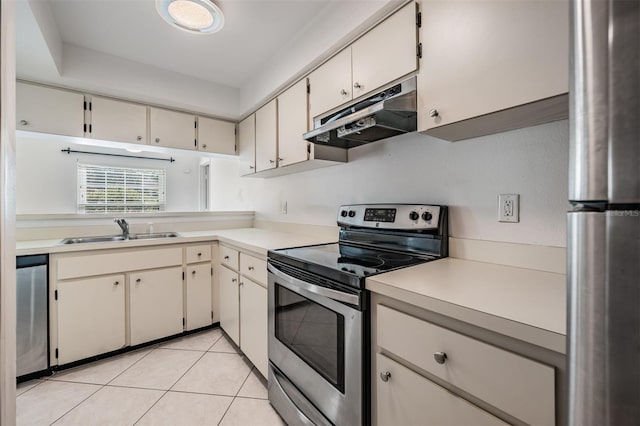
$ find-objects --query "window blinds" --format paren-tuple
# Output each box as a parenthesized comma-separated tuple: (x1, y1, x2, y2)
(77, 163, 166, 213)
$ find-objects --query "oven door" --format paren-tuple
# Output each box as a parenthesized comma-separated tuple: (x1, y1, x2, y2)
(268, 262, 363, 426)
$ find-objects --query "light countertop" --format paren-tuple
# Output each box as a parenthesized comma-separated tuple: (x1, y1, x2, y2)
(16, 228, 336, 257)
(367, 257, 566, 353)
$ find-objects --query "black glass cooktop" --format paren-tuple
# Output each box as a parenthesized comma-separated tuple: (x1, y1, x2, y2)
(269, 243, 435, 288)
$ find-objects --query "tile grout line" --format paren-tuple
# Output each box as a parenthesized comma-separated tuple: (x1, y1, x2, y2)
(103, 345, 158, 387)
(16, 379, 46, 397)
(217, 366, 255, 425)
(48, 383, 105, 425)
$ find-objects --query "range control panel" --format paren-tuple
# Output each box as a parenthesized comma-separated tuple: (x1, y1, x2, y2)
(337, 204, 441, 230)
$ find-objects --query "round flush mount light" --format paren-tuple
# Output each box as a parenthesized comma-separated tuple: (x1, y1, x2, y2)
(156, 0, 225, 34)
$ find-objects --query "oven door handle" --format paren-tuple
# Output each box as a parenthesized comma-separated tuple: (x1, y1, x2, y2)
(268, 263, 360, 306)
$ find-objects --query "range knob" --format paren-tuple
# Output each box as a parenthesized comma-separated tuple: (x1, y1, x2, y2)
(340, 210, 348, 217)
(409, 211, 419, 221)
(348, 210, 356, 218)
(422, 212, 433, 221)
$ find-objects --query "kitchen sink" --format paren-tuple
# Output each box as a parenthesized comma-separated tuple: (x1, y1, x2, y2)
(128, 232, 180, 240)
(61, 232, 180, 244)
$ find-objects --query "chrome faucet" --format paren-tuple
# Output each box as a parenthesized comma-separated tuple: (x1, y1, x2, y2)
(114, 218, 130, 239)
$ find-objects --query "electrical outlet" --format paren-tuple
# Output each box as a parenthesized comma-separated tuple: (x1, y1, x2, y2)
(280, 200, 288, 214)
(498, 194, 519, 223)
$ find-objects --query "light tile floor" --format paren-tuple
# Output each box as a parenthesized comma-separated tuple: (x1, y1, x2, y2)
(17, 328, 285, 426)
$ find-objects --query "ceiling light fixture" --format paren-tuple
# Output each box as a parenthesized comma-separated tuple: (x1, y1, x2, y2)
(156, 0, 225, 34)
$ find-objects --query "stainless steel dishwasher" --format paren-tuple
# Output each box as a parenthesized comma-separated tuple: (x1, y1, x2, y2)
(16, 254, 49, 381)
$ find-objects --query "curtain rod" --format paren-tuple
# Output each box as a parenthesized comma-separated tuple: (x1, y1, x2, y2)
(61, 147, 175, 163)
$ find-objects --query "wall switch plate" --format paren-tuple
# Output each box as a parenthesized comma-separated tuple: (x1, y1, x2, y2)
(280, 200, 288, 214)
(498, 194, 519, 223)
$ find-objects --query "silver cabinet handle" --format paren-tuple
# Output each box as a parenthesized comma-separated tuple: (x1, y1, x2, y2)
(380, 371, 391, 382)
(232, 278, 237, 283)
(155, 137, 160, 143)
(249, 165, 255, 169)
(429, 109, 439, 118)
(248, 266, 254, 271)
(202, 144, 207, 149)
(136, 136, 142, 141)
(20, 120, 28, 126)
(224, 255, 230, 260)
(114, 281, 120, 286)
(353, 82, 362, 89)
(239, 281, 244, 286)
(197, 252, 202, 257)
(340, 89, 348, 96)
(269, 159, 275, 164)
(278, 157, 284, 162)
(136, 278, 141, 283)
(192, 270, 196, 275)
(434, 351, 447, 364)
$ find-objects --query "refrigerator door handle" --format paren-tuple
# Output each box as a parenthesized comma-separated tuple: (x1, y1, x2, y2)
(569, 0, 609, 203)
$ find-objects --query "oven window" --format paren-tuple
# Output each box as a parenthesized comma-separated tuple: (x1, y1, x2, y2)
(275, 284, 345, 392)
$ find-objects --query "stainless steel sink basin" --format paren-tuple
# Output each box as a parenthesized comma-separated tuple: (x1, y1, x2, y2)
(61, 235, 127, 244)
(128, 232, 180, 240)
(61, 232, 180, 244)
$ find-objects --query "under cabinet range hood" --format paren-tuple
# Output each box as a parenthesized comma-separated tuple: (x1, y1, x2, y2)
(304, 77, 417, 149)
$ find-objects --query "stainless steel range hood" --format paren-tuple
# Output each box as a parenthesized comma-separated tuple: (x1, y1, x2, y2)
(304, 77, 417, 149)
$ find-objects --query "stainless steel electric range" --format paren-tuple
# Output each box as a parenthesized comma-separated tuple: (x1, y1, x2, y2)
(267, 204, 449, 425)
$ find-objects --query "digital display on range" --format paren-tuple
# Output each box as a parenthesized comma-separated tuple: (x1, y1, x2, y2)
(364, 208, 396, 222)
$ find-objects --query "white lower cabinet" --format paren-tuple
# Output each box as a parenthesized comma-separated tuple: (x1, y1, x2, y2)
(219, 265, 240, 345)
(240, 278, 268, 377)
(377, 354, 506, 426)
(129, 267, 184, 346)
(57, 274, 126, 365)
(186, 263, 213, 331)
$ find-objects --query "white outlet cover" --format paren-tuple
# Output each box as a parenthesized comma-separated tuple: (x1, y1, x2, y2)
(498, 194, 519, 223)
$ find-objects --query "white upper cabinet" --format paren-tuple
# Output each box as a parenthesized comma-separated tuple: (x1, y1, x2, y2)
(417, 0, 569, 137)
(308, 48, 353, 120)
(351, 2, 418, 99)
(197, 116, 236, 155)
(277, 79, 309, 167)
(149, 107, 196, 150)
(255, 99, 278, 173)
(308, 2, 418, 120)
(238, 114, 256, 175)
(16, 82, 84, 137)
(90, 96, 147, 144)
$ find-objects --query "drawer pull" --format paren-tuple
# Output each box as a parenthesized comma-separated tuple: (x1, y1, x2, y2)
(114, 281, 120, 286)
(248, 266, 254, 271)
(239, 281, 244, 286)
(224, 256, 230, 260)
(232, 278, 237, 283)
(380, 371, 391, 382)
(434, 352, 447, 365)
(136, 278, 141, 283)
(197, 252, 202, 257)
(192, 270, 196, 275)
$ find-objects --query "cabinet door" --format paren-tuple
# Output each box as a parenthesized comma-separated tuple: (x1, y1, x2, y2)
(57, 274, 126, 365)
(16, 82, 84, 137)
(238, 115, 256, 175)
(418, 0, 569, 131)
(277, 79, 309, 167)
(376, 354, 507, 426)
(240, 278, 268, 378)
(149, 107, 196, 150)
(308, 48, 352, 119)
(90, 96, 147, 144)
(219, 266, 240, 345)
(352, 2, 418, 98)
(186, 263, 213, 331)
(255, 99, 278, 173)
(198, 116, 236, 155)
(130, 267, 183, 346)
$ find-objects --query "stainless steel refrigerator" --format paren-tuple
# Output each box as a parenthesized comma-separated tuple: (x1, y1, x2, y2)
(568, 0, 640, 424)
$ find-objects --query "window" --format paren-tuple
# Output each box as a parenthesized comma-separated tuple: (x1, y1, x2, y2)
(77, 163, 166, 213)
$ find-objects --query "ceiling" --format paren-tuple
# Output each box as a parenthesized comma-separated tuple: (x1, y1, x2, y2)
(16, 0, 401, 118)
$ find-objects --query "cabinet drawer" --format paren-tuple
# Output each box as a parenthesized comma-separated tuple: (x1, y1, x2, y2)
(186, 244, 211, 264)
(240, 253, 267, 287)
(220, 245, 239, 270)
(377, 305, 555, 425)
(56, 247, 183, 280)
(376, 353, 507, 426)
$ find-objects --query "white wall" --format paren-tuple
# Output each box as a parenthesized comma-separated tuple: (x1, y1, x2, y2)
(209, 120, 569, 247)
(16, 137, 204, 214)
